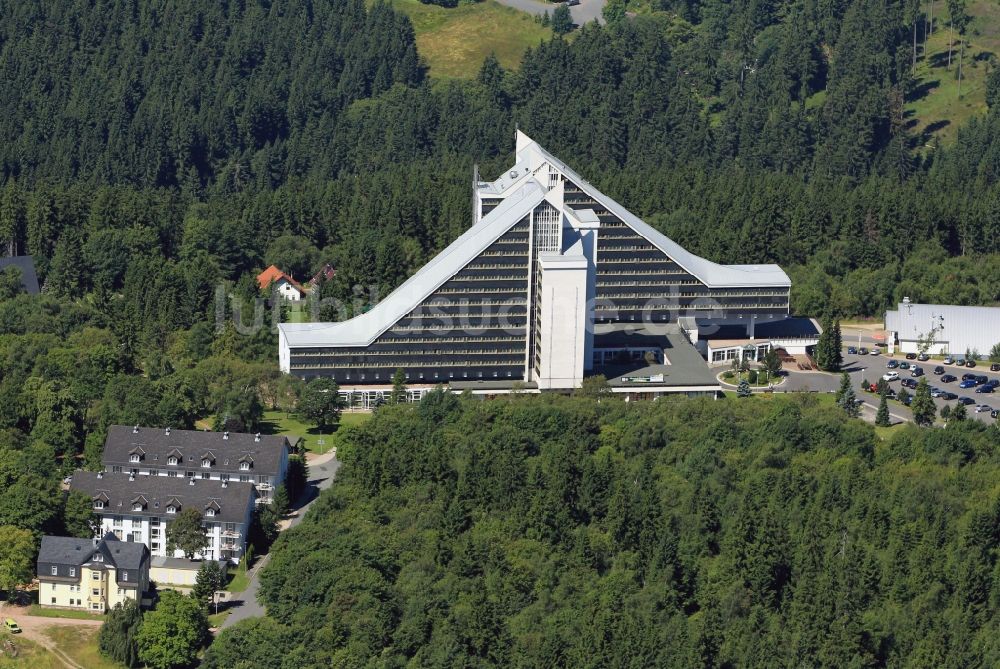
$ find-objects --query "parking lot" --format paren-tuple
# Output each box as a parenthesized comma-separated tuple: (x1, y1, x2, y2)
(843, 348, 999, 426)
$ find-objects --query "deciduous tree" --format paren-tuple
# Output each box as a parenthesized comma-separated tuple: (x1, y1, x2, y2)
(166, 508, 208, 559)
(136, 590, 208, 669)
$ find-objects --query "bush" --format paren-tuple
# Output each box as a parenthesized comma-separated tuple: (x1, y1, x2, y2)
(722, 371, 734, 380)
(747, 369, 758, 384)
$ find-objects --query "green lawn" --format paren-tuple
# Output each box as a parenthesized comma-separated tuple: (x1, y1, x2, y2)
(26, 605, 104, 621)
(906, 0, 1000, 147)
(376, 0, 551, 78)
(258, 410, 372, 455)
(225, 568, 251, 594)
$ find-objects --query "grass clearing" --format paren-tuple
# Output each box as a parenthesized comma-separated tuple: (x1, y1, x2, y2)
(26, 605, 104, 621)
(377, 0, 551, 78)
(906, 0, 1000, 146)
(39, 626, 122, 669)
(226, 567, 251, 594)
(259, 410, 372, 455)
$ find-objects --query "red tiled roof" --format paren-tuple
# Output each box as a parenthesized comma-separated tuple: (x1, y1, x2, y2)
(256, 265, 305, 293)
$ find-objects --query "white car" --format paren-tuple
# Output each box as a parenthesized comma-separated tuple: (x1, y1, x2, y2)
(870, 348, 882, 355)
(883, 371, 899, 381)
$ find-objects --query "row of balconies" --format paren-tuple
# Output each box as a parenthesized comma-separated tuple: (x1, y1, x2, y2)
(291, 359, 523, 370)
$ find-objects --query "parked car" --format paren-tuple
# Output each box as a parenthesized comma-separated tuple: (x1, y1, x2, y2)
(883, 372, 899, 381)
(962, 373, 977, 381)
(3, 618, 20, 633)
(901, 378, 918, 389)
(992, 409, 999, 419)
(966, 360, 977, 367)
(900, 394, 912, 406)
(959, 397, 976, 406)
(986, 380, 1000, 388)
(975, 375, 988, 384)
(991, 363, 1000, 372)
(943, 356, 954, 365)
(858, 347, 869, 355)
(917, 353, 930, 361)
(943, 392, 958, 401)
(933, 366, 945, 375)
(899, 361, 910, 370)
(847, 346, 857, 355)
(887, 359, 899, 369)
(870, 348, 881, 355)
(905, 352, 917, 360)
(975, 404, 993, 413)
(955, 359, 966, 366)
(941, 374, 957, 383)
(911, 367, 924, 377)
(930, 388, 945, 398)
(959, 379, 978, 389)
(976, 385, 994, 393)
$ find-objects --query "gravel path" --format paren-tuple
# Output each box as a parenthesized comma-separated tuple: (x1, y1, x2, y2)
(493, 0, 606, 26)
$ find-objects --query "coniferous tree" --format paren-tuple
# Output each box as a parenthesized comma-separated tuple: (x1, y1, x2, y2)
(192, 561, 225, 609)
(815, 317, 843, 372)
(551, 5, 573, 35)
(911, 378, 936, 426)
(737, 379, 752, 398)
(99, 599, 143, 668)
(390, 368, 407, 405)
(876, 391, 890, 426)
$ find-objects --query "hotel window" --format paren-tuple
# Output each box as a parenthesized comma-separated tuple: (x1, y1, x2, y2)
(92, 573, 100, 581)
(151, 542, 160, 551)
(132, 504, 142, 511)
(240, 475, 250, 483)
(51, 566, 57, 576)
(70, 567, 76, 577)
(130, 454, 140, 463)
(92, 588, 100, 596)
(202, 472, 210, 480)
(202, 459, 212, 468)
(166, 506, 177, 514)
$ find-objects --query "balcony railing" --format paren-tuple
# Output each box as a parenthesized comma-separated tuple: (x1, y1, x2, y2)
(221, 530, 242, 539)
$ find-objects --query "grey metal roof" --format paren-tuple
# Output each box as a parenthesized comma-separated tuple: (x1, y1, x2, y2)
(102, 425, 288, 476)
(38, 534, 148, 572)
(0, 256, 40, 294)
(71, 471, 256, 524)
(885, 302, 1000, 354)
(593, 324, 721, 388)
(279, 179, 547, 347)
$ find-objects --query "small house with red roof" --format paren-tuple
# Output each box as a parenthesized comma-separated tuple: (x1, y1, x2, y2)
(257, 265, 305, 302)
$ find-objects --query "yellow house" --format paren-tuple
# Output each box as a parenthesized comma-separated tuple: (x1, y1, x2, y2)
(37, 534, 150, 613)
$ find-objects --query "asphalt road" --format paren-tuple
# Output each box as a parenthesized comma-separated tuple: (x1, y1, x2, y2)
(493, 0, 606, 25)
(220, 453, 341, 630)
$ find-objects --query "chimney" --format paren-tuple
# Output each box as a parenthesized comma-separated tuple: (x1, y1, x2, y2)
(97, 471, 103, 479)
(165, 427, 171, 436)
(129, 473, 134, 481)
(133, 425, 139, 434)
(223, 431, 229, 440)
(254, 432, 261, 442)
(189, 478, 195, 486)
(903, 296, 911, 304)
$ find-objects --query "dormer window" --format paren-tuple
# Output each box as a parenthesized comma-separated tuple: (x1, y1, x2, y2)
(239, 461, 250, 471)
(122, 571, 128, 580)
(70, 567, 76, 577)
(201, 459, 212, 468)
(130, 454, 140, 463)
(50, 566, 57, 576)
(167, 457, 178, 466)
(92, 553, 103, 562)
(166, 506, 177, 514)
(132, 504, 143, 512)
(94, 501, 104, 509)
(206, 509, 215, 517)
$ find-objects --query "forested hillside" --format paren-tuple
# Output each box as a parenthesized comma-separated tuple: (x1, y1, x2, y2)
(204, 393, 1000, 667)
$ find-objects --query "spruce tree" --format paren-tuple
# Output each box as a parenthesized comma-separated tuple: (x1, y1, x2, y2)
(390, 368, 407, 405)
(815, 316, 843, 372)
(99, 599, 143, 667)
(876, 391, 890, 427)
(911, 378, 936, 426)
(838, 382, 860, 418)
(737, 379, 752, 398)
(835, 372, 852, 405)
(192, 561, 225, 609)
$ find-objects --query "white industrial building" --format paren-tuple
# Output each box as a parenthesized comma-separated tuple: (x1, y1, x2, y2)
(884, 300, 1000, 356)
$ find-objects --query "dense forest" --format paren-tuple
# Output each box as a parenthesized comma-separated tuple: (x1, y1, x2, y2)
(203, 392, 1000, 667)
(2, 0, 999, 320)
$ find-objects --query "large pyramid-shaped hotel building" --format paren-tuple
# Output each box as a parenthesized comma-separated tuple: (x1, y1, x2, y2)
(279, 132, 792, 396)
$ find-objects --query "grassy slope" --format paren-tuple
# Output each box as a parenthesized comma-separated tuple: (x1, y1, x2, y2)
(377, 0, 551, 78)
(906, 0, 1000, 146)
(0, 627, 122, 669)
(259, 410, 371, 454)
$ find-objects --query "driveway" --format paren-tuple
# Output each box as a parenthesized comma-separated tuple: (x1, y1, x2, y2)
(220, 451, 341, 629)
(494, 0, 606, 26)
(0, 602, 102, 669)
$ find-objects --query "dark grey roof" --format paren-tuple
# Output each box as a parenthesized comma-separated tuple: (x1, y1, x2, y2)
(71, 471, 256, 524)
(700, 317, 820, 341)
(0, 256, 40, 294)
(103, 425, 289, 476)
(593, 325, 720, 388)
(38, 534, 148, 573)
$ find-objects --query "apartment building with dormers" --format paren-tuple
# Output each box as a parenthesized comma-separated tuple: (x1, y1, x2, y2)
(36, 533, 149, 613)
(71, 471, 256, 564)
(101, 425, 291, 504)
